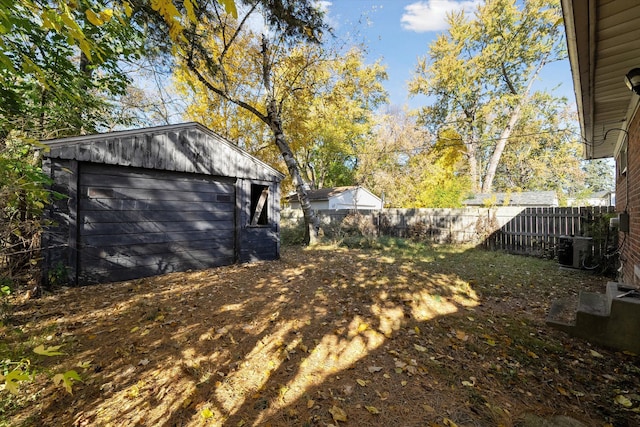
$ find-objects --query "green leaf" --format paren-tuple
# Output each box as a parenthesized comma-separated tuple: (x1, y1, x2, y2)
(53, 370, 82, 394)
(33, 344, 65, 356)
(219, 0, 238, 18)
(2, 369, 30, 395)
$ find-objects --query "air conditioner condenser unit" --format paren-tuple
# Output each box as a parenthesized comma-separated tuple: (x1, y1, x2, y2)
(558, 236, 593, 269)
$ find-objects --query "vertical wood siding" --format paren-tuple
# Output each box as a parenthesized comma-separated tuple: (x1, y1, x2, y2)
(282, 206, 615, 260)
(483, 206, 616, 257)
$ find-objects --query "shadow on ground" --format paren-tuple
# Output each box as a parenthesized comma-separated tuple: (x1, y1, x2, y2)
(3, 243, 639, 426)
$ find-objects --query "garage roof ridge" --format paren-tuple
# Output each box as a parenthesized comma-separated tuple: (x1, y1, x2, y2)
(41, 121, 204, 146)
(40, 121, 285, 180)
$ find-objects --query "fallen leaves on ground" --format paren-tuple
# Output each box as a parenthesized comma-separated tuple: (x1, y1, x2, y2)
(1, 243, 638, 426)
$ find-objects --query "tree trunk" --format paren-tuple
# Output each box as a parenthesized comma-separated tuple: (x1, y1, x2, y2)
(481, 103, 522, 193)
(260, 36, 319, 244)
(466, 140, 481, 192)
(481, 56, 548, 193)
(266, 99, 319, 244)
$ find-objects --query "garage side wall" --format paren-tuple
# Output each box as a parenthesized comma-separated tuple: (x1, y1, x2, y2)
(41, 158, 79, 286)
(77, 164, 238, 284)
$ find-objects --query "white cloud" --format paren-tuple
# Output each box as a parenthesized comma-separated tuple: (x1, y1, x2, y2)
(315, 0, 332, 14)
(401, 0, 480, 33)
(237, 1, 335, 36)
(316, 1, 341, 31)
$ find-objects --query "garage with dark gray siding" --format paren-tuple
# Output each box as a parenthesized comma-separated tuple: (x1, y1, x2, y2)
(41, 122, 284, 285)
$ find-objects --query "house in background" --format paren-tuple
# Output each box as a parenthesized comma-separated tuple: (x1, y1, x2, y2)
(463, 191, 559, 207)
(41, 122, 284, 286)
(285, 186, 383, 211)
(546, 1, 640, 353)
(566, 190, 616, 207)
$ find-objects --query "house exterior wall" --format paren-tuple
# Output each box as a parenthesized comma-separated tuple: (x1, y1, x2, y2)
(288, 200, 331, 210)
(328, 189, 382, 210)
(329, 192, 354, 209)
(311, 200, 330, 210)
(288, 200, 332, 210)
(288, 188, 382, 210)
(617, 110, 640, 284)
(356, 190, 384, 209)
(77, 164, 237, 284)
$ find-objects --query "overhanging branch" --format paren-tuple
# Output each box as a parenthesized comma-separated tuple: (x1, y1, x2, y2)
(185, 58, 270, 125)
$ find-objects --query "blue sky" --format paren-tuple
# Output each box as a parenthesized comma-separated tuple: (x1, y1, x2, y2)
(321, 1, 576, 109)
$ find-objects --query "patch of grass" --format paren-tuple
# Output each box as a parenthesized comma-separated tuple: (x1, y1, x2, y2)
(0, 326, 29, 362)
(280, 221, 307, 246)
(502, 320, 565, 354)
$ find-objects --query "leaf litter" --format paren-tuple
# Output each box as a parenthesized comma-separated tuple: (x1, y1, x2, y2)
(1, 243, 639, 426)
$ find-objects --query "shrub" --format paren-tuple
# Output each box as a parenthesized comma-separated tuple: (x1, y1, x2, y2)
(340, 213, 376, 237)
(0, 132, 60, 289)
(280, 218, 307, 246)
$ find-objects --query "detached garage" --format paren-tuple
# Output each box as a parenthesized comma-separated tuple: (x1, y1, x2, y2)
(41, 122, 284, 285)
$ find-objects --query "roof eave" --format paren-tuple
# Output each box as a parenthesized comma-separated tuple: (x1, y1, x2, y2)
(561, 0, 640, 160)
(41, 122, 286, 180)
(562, 0, 595, 158)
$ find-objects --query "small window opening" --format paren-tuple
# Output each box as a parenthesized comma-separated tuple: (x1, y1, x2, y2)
(88, 188, 115, 199)
(618, 141, 628, 176)
(250, 184, 269, 226)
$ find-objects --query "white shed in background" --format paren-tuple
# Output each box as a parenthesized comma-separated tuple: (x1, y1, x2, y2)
(286, 186, 383, 210)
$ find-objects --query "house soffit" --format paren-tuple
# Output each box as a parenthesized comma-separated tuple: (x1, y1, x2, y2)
(563, 0, 640, 159)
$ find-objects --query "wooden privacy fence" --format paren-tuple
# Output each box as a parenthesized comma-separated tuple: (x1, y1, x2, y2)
(482, 206, 617, 258)
(281, 206, 617, 259)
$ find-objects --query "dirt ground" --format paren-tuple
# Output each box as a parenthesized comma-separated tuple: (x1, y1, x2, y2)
(1, 242, 639, 426)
